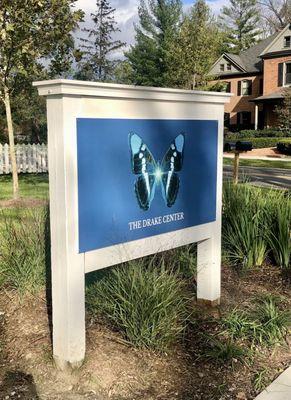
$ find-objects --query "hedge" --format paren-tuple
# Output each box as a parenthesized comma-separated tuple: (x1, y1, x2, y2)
(224, 137, 290, 149)
(277, 139, 291, 155)
(226, 129, 286, 139)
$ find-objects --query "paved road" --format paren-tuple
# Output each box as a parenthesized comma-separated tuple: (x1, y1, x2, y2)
(223, 165, 291, 189)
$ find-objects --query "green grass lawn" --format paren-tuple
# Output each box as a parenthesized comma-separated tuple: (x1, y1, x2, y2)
(224, 157, 291, 169)
(0, 173, 49, 200)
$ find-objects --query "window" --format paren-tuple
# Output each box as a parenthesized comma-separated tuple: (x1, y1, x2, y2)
(284, 36, 291, 48)
(279, 62, 291, 86)
(220, 64, 225, 72)
(237, 80, 252, 96)
(242, 80, 252, 95)
(227, 63, 231, 71)
(222, 81, 231, 93)
(285, 63, 291, 85)
(237, 111, 251, 127)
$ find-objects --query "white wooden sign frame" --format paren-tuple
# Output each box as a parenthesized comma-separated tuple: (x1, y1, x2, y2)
(34, 79, 231, 369)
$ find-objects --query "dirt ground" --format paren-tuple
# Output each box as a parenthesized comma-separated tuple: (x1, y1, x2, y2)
(0, 265, 290, 400)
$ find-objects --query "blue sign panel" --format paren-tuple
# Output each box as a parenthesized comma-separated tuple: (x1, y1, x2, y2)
(77, 118, 218, 253)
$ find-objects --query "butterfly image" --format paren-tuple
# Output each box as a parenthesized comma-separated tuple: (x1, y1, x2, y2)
(129, 133, 185, 211)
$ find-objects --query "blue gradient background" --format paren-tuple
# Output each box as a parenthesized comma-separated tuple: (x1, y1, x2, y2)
(77, 118, 218, 252)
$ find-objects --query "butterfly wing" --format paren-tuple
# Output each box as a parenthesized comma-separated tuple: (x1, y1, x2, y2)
(129, 133, 157, 211)
(161, 134, 185, 207)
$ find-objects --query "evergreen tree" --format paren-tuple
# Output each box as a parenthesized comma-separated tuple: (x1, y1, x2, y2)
(126, 0, 182, 87)
(219, 0, 262, 53)
(77, 0, 125, 81)
(169, 0, 224, 89)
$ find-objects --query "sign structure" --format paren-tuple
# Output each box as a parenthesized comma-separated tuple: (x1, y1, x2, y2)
(34, 79, 231, 369)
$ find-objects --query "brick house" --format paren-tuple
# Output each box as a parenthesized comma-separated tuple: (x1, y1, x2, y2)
(208, 24, 291, 130)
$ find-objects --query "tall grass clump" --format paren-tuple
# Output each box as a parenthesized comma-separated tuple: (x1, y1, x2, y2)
(0, 207, 48, 294)
(266, 191, 291, 276)
(86, 259, 191, 351)
(252, 295, 291, 345)
(223, 183, 268, 270)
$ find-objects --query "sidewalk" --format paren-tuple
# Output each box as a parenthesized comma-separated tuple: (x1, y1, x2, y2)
(224, 154, 291, 162)
(224, 147, 291, 162)
(254, 366, 291, 400)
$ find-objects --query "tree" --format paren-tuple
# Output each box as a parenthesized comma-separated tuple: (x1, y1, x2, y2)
(259, 0, 291, 33)
(219, 0, 262, 53)
(0, 1, 83, 198)
(76, 0, 125, 81)
(169, 0, 225, 89)
(126, 0, 182, 87)
(275, 88, 291, 134)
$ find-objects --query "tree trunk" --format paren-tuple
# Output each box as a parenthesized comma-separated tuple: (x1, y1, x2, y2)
(3, 85, 19, 199)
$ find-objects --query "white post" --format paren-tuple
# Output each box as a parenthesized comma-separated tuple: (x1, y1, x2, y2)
(197, 234, 221, 305)
(254, 103, 259, 130)
(46, 95, 85, 370)
(196, 111, 223, 306)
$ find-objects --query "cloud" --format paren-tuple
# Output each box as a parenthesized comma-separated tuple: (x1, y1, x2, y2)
(75, 0, 228, 51)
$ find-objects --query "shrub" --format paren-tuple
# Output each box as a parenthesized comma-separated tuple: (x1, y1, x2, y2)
(226, 129, 283, 139)
(277, 139, 291, 155)
(0, 207, 48, 294)
(86, 259, 191, 351)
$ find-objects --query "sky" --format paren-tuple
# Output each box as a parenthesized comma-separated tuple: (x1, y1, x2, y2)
(75, 0, 228, 51)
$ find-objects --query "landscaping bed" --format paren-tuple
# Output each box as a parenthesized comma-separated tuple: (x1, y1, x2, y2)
(0, 182, 290, 400)
(0, 263, 291, 400)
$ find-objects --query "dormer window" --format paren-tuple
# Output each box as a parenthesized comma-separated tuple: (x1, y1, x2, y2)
(227, 63, 231, 71)
(220, 64, 225, 72)
(284, 36, 291, 48)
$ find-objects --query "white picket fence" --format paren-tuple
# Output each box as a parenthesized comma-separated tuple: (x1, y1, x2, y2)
(0, 143, 48, 174)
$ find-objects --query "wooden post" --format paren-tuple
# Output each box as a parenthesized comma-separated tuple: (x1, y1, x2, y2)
(233, 151, 240, 184)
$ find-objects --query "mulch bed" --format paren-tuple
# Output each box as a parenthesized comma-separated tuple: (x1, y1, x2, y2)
(0, 264, 290, 400)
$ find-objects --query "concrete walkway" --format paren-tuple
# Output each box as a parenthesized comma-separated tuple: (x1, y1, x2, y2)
(254, 366, 291, 399)
(224, 154, 291, 162)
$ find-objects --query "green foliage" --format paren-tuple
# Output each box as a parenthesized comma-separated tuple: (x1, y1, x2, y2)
(277, 139, 291, 155)
(203, 336, 246, 364)
(253, 368, 271, 393)
(223, 183, 269, 270)
(252, 295, 291, 345)
(168, 0, 224, 89)
(275, 88, 291, 135)
(76, 0, 125, 81)
(0, 207, 49, 295)
(223, 184, 290, 272)
(222, 308, 260, 340)
(126, 0, 182, 87)
(86, 259, 191, 351)
(222, 296, 291, 347)
(226, 129, 285, 139)
(225, 137, 290, 149)
(267, 192, 291, 271)
(218, 0, 262, 53)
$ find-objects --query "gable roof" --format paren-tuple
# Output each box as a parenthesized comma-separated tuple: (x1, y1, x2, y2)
(260, 24, 291, 56)
(210, 31, 280, 77)
(238, 33, 278, 73)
